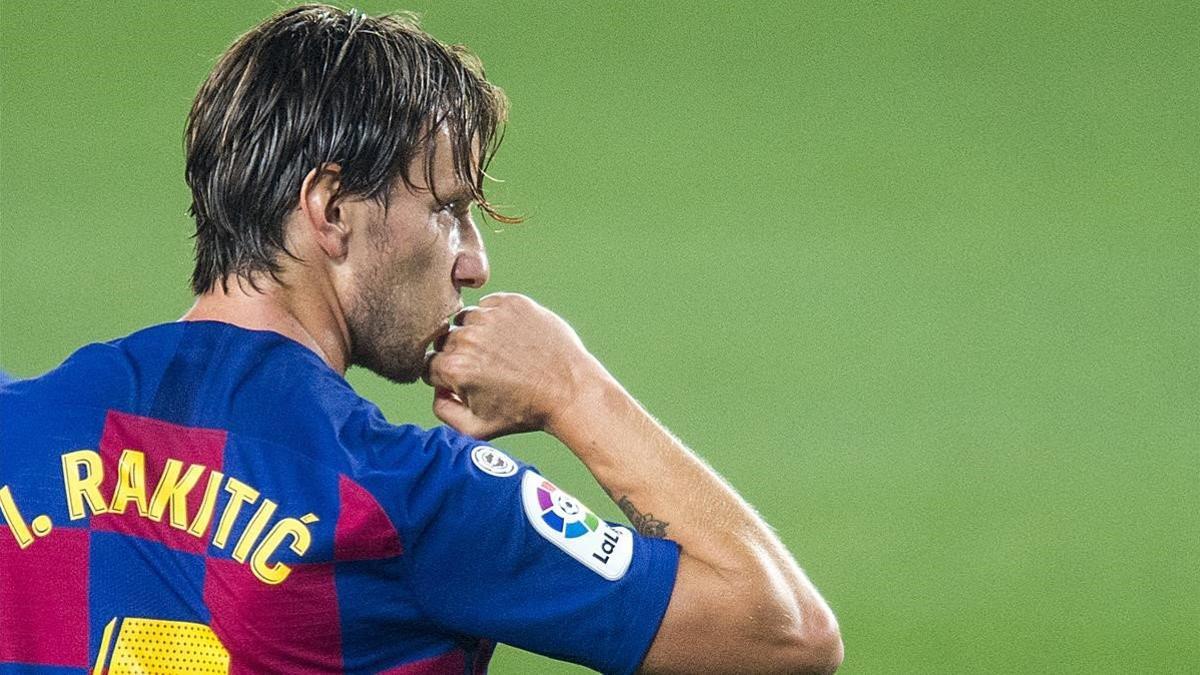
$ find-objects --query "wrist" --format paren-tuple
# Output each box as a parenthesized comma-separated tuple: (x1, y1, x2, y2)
(544, 355, 624, 445)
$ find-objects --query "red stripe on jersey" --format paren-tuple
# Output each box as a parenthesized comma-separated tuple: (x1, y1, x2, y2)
(91, 410, 227, 555)
(205, 557, 343, 672)
(335, 474, 403, 561)
(0, 526, 90, 667)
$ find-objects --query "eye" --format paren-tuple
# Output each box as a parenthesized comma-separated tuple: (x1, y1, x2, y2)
(440, 199, 473, 218)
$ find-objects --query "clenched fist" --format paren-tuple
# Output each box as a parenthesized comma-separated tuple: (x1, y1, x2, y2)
(422, 293, 607, 440)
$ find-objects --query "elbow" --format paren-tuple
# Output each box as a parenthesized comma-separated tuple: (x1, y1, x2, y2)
(805, 621, 844, 675)
(783, 607, 844, 674)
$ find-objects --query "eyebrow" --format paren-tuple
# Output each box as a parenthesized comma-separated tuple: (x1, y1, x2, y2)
(437, 185, 475, 204)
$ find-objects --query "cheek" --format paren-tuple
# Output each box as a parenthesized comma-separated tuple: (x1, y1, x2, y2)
(404, 213, 443, 254)
(446, 220, 464, 251)
(399, 231, 455, 295)
(376, 212, 459, 297)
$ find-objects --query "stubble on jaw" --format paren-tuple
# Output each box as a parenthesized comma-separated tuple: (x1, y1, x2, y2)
(344, 217, 439, 385)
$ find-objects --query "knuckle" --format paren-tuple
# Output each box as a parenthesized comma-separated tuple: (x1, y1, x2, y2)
(426, 362, 446, 387)
(445, 326, 475, 352)
(430, 351, 455, 375)
(483, 292, 523, 307)
(468, 307, 492, 324)
(454, 305, 479, 326)
(506, 293, 532, 309)
(456, 327, 480, 347)
(442, 355, 469, 378)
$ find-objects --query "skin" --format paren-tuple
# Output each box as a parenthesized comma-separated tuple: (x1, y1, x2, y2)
(184, 127, 843, 674)
(184, 127, 488, 382)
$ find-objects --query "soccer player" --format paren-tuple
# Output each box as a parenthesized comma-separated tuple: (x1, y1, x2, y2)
(0, 5, 841, 674)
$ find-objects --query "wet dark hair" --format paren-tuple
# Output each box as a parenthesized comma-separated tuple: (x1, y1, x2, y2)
(185, 4, 515, 294)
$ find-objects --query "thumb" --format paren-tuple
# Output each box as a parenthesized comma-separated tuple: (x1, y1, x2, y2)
(432, 388, 499, 440)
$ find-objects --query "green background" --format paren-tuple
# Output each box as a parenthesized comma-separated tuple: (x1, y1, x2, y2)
(2, 1, 1197, 672)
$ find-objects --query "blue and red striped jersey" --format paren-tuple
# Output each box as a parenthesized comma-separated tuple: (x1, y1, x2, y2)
(0, 321, 679, 674)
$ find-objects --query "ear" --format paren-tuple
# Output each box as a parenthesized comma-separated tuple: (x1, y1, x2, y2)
(299, 163, 349, 259)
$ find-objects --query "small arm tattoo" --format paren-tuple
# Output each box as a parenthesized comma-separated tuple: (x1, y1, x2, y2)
(616, 496, 669, 538)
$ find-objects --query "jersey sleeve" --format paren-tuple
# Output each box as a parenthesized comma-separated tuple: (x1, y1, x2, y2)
(397, 428, 680, 675)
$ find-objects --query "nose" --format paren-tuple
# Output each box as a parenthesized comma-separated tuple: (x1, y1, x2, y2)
(452, 220, 490, 290)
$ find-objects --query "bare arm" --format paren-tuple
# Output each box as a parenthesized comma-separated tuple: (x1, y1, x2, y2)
(425, 293, 842, 674)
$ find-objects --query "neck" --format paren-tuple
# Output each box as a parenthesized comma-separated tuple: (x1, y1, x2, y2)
(180, 273, 352, 375)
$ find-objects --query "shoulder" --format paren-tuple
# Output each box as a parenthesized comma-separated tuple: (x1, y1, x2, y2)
(0, 331, 150, 411)
(341, 411, 530, 517)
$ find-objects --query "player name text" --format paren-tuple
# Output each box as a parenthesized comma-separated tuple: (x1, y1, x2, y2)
(54, 449, 317, 585)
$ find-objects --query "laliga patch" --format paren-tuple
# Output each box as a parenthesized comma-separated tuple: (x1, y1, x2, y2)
(521, 471, 633, 580)
(471, 446, 518, 478)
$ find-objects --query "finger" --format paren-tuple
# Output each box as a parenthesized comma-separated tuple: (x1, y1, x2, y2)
(478, 293, 509, 308)
(421, 350, 437, 386)
(432, 389, 499, 440)
(480, 292, 532, 309)
(423, 352, 455, 390)
(433, 385, 464, 407)
(455, 307, 491, 326)
(435, 325, 477, 357)
(452, 305, 479, 326)
(432, 325, 458, 353)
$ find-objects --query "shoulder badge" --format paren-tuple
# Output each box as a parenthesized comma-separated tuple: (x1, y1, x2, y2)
(520, 472, 632, 580)
(470, 446, 518, 478)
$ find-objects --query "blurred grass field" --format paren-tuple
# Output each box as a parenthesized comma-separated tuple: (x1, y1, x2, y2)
(1, 1, 1197, 672)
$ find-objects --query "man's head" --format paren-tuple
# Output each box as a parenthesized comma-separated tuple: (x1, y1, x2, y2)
(185, 4, 514, 382)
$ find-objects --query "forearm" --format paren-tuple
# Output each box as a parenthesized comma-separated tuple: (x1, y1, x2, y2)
(550, 366, 769, 565)
(547, 360, 837, 639)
